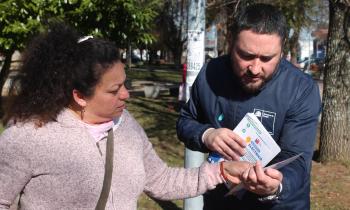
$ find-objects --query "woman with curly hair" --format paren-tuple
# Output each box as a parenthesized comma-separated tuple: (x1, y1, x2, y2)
(0, 23, 250, 210)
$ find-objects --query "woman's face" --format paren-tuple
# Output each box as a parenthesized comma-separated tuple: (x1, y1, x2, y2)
(83, 61, 129, 124)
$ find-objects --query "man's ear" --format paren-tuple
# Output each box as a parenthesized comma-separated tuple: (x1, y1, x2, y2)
(72, 89, 87, 107)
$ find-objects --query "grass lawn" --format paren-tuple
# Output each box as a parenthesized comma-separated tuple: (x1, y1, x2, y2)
(127, 95, 184, 210)
(126, 68, 182, 84)
(127, 92, 350, 210)
(124, 68, 350, 210)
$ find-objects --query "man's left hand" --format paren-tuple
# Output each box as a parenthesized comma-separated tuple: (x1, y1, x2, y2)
(241, 161, 283, 196)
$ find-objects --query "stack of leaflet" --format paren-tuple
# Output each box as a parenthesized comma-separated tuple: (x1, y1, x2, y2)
(226, 113, 302, 196)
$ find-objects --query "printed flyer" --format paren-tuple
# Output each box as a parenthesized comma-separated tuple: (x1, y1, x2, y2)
(234, 113, 281, 166)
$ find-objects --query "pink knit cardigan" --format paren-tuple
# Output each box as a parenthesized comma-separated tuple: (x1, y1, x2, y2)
(0, 109, 223, 210)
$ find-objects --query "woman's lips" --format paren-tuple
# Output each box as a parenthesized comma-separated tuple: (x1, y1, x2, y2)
(117, 104, 126, 110)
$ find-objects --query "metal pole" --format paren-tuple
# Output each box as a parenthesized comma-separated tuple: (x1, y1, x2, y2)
(184, 0, 206, 209)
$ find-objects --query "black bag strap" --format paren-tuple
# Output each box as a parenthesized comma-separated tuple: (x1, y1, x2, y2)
(96, 128, 114, 210)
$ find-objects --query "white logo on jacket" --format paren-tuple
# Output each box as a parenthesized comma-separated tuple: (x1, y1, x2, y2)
(253, 109, 276, 136)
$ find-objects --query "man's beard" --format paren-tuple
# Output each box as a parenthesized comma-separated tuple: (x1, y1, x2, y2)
(241, 80, 265, 93)
(239, 72, 274, 94)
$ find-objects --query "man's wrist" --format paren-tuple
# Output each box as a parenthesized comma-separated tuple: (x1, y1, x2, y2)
(258, 183, 282, 202)
(201, 128, 215, 144)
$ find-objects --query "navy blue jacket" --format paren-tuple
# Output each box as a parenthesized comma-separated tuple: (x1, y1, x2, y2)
(176, 55, 321, 210)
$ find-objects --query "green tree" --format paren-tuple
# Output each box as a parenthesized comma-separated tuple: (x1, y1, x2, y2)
(206, 0, 252, 54)
(0, 0, 160, 116)
(0, 0, 91, 116)
(271, 0, 316, 64)
(75, 0, 160, 67)
(0, 0, 45, 116)
(154, 0, 186, 69)
(75, 0, 159, 47)
(206, 0, 317, 62)
(319, 0, 350, 162)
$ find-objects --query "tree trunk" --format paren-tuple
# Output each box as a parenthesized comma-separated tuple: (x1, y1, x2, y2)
(319, 1, 350, 162)
(140, 48, 143, 61)
(173, 47, 182, 71)
(148, 49, 158, 65)
(288, 30, 300, 65)
(0, 49, 15, 117)
(127, 43, 132, 68)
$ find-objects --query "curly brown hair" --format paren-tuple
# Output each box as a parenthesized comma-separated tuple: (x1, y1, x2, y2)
(4, 23, 120, 126)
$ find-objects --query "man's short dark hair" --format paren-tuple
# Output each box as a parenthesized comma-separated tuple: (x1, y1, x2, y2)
(230, 3, 288, 46)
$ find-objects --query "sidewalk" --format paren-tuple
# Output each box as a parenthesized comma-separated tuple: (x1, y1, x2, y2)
(128, 80, 179, 98)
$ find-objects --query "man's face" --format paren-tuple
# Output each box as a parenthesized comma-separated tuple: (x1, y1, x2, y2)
(231, 30, 283, 93)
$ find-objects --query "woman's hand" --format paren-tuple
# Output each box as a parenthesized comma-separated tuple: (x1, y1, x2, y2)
(222, 161, 252, 184)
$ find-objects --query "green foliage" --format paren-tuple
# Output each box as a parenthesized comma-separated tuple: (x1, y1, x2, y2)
(271, 0, 316, 31)
(0, 0, 161, 53)
(0, 0, 43, 52)
(205, 0, 319, 58)
(153, 0, 186, 67)
(0, 0, 161, 116)
(78, 0, 161, 47)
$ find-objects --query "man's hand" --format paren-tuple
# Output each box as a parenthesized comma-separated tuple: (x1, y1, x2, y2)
(203, 128, 246, 160)
(223, 161, 252, 185)
(241, 161, 283, 196)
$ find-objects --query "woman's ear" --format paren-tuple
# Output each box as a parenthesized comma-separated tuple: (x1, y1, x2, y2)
(72, 89, 87, 107)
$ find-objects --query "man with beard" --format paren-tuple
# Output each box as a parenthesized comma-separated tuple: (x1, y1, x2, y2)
(176, 3, 321, 210)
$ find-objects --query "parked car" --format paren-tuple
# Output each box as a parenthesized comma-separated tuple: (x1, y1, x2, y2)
(297, 57, 325, 79)
(298, 57, 325, 72)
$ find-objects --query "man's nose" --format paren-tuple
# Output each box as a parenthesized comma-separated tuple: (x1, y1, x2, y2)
(248, 59, 261, 76)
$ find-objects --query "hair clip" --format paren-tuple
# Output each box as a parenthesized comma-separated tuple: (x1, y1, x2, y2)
(77, 35, 93, 43)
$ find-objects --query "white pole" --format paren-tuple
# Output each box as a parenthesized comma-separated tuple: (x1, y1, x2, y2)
(184, 0, 206, 210)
